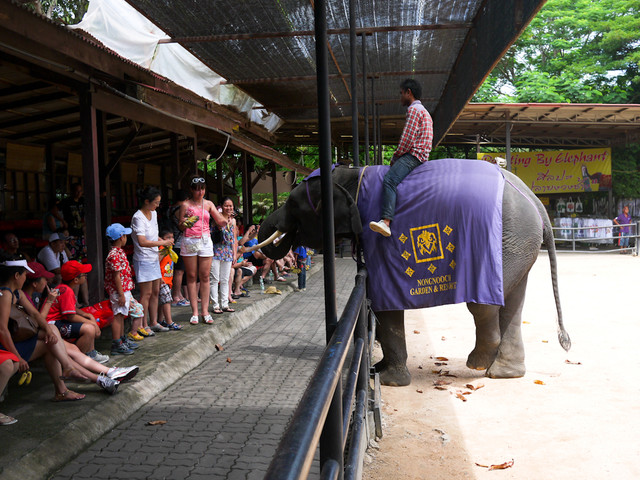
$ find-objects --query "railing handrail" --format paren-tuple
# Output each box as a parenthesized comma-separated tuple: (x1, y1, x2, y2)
(265, 268, 368, 480)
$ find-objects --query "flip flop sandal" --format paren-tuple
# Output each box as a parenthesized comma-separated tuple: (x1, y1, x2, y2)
(204, 315, 215, 324)
(167, 322, 183, 330)
(231, 294, 241, 299)
(222, 307, 235, 313)
(18, 371, 32, 386)
(212, 309, 224, 315)
(240, 292, 250, 298)
(0, 413, 17, 426)
(51, 390, 85, 402)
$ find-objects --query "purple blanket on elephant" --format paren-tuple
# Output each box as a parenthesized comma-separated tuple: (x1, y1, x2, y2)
(356, 159, 505, 311)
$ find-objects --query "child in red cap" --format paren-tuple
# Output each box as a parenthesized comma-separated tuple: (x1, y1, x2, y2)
(46, 261, 109, 364)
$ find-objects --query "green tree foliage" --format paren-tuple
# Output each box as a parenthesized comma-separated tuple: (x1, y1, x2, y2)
(18, 0, 89, 24)
(475, 0, 640, 104)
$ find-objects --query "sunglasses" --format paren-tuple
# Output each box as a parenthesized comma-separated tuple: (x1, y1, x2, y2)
(191, 178, 206, 185)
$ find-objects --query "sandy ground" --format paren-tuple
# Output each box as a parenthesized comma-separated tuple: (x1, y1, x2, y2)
(363, 252, 640, 480)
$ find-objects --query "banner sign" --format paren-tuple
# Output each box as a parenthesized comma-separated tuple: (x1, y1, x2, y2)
(478, 148, 611, 193)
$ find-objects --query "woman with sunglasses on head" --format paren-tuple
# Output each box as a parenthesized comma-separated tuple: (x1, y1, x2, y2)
(130, 187, 174, 339)
(179, 176, 227, 325)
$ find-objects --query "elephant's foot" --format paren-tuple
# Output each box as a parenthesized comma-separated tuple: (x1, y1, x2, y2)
(378, 364, 411, 386)
(485, 358, 525, 379)
(466, 347, 498, 371)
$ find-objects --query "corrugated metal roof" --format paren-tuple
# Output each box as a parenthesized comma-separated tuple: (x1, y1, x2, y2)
(125, 0, 545, 144)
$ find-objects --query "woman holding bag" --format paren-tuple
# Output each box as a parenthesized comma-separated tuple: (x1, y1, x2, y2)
(179, 176, 227, 325)
(210, 197, 237, 315)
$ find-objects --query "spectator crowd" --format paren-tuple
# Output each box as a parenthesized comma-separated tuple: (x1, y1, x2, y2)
(0, 176, 313, 426)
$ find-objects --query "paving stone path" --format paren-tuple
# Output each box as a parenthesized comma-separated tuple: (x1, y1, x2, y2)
(52, 258, 356, 480)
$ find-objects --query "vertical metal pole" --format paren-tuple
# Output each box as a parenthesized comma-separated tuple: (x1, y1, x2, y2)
(505, 113, 512, 172)
(272, 162, 278, 210)
(349, 0, 359, 167)
(361, 34, 369, 165)
(79, 91, 104, 304)
(377, 101, 382, 165)
(371, 78, 376, 165)
(216, 156, 224, 203)
(315, 0, 342, 477)
(242, 153, 250, 225)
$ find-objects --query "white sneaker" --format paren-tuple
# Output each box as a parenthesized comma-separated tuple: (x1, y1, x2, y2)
(96, 373, 119, 395)
(87, 350, 110, 364)
(106, 366, 139, 383)
(189, 315, 199, 325)
(369, 220, 391, 237)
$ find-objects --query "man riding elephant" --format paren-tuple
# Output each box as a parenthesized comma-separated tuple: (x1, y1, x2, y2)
(370, 78, 433, 238)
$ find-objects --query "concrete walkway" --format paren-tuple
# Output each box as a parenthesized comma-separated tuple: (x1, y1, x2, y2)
(0, 256, 358, 480)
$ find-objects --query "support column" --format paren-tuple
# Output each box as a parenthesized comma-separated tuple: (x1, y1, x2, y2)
(361, 34, 369, 165)
(505, 113, 512, 172)
(170, 133, 181, 194)
(371, 77, 376, 165)
(349, 0, 359, 167)
(79, 90, 104, 304)
(271, 162, 278, 210)
(315, 0, 342, 476)
(242, 152, 250, 225)
(216, 157, 224, 204)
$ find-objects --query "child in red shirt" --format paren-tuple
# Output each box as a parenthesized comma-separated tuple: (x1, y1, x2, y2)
(105, 224, 145, 355)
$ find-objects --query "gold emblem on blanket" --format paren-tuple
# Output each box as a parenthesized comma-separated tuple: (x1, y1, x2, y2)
(410, 224, 444, 263)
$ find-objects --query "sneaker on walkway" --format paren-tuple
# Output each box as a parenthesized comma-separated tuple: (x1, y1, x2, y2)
(111, 340, 134, 356)
(107, 366, 139, 383)
(128, 331, 144, 342)
(143, 327, 156, 337)
(369, 219, 391, 237)
(123, 337, 139, 350)
(96, 373, 119, 395)
(150, 323, 169, 333)
(137, 327, 152, 338)
(87, 350, 110, 364)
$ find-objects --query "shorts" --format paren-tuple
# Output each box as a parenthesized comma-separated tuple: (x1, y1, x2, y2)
(52, 321, 83, 340)
(241, 265, 257, 277)
(133, 259, 162, 283)
(181, 236, 213, 257)
(1, 336, 37, 362)
(159, 283, 172, 305)
(109, 291, 144, 318)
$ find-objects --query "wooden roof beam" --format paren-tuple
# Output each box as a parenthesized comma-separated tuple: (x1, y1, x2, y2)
(230, 70, 448, 85)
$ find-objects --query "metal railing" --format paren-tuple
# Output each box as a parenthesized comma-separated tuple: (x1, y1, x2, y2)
(265, 267, 377, 480)
(552, 221, 640, 254)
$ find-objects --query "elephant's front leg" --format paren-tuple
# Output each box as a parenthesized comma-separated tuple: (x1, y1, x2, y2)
(466, 303, 501, 370)
(374, 310, 411, 386)
(486, 276, 528, 378)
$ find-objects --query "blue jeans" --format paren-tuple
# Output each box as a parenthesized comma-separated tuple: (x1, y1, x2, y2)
(381, 153, 422, 220)
(297, 260, 306, 289)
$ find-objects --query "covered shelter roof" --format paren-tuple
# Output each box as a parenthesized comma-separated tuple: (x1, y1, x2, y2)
(125, 0, 547, 147)
(441, 103, 640, 148)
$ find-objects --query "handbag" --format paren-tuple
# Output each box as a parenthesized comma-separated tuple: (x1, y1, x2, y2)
(211, 224, 224, 244)
(8, 304, 39, 342)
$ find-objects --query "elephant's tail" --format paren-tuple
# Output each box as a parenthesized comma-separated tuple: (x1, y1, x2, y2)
(542, 214, 571, 352)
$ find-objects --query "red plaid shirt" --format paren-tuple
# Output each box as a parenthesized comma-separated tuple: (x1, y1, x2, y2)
(394, 100, 433, 163)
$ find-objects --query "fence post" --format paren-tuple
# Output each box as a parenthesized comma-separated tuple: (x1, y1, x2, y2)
(636, 221, 640, 256)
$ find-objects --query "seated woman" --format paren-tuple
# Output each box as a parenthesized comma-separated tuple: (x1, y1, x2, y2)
(0, 253, 121, 402)
(22, 262, 138, 383)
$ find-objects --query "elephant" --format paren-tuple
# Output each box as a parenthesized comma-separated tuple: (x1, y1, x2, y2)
(256, 159, 570, 386)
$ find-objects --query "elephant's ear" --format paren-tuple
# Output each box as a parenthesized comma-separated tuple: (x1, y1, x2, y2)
(334, 181, 363, 237)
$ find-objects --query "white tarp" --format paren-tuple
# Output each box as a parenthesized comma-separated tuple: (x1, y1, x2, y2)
(69, 0, 283, 132)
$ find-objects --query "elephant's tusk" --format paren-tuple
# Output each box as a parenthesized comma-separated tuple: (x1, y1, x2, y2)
(246, 229, 283, 252)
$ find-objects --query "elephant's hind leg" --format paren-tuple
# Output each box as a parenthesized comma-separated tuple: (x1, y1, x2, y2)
(486, 275, 528, 379)
(466, 303, 501, 370)
(374, 310, 411, 386)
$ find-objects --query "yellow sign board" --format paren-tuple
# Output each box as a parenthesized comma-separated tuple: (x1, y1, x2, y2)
(478, 148, 612, 194)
